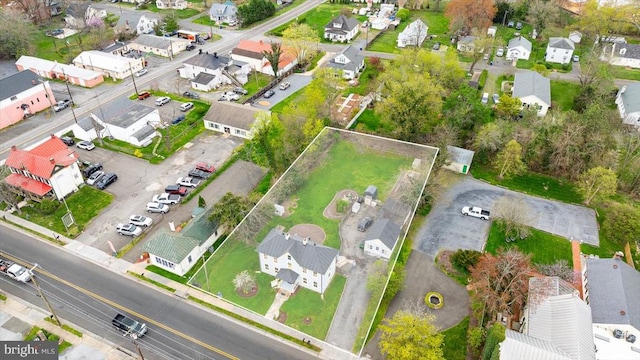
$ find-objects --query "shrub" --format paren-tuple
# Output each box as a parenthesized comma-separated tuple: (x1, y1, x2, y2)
(482, 323, 505, 360)
(38, 199, 60, 214)
(451, 249, 482, 271)
(601, 202, 640, 247)
(336, 199, 349, 213)
(478, 70, 488, 90)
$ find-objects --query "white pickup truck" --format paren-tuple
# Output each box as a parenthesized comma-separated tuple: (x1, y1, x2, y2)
(0, 256, 32, 283)
(461, 206, 491, 220)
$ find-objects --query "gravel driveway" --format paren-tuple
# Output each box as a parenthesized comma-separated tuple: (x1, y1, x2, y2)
(415, 176, 599, 257)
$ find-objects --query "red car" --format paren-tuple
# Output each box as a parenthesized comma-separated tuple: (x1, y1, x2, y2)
(195, 162, 216, 173)
(164, 185, 188, 196)
(138, 91, 151, 100)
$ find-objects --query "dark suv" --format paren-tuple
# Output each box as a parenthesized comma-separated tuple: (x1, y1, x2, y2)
(357, 217, 373, 232)
(61, 136, 75, 146)
(96, 172, 117, 190)
(82, 163, 103, 178)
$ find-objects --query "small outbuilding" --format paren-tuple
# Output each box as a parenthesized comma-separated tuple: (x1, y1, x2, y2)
(363, 218, 401, 260)
(487, 26, 497, 37)
(364, 185, 378, 205)
(444, 146, 475, 174)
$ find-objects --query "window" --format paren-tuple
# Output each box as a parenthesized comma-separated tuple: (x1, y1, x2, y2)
(375, 247, 379, 251)
(188, 255, 192, 263)
(265, 264, 269, 270)
(303, 278, 307, 284)
(275, 267, 279, 273)
(313, 272, 317, 277)
(263, 254, 267, 259)
(287, 255, 291, 260)
(313, 281, 317, 287)
(369, 245, 373, 249)
(302, 268, 307, 273)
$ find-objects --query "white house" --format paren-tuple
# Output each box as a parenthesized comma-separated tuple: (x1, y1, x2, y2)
(324, 15, 360, 43)
(545, 37, 575, 65)
(128, 35, 190, 59)
(156, 0, 186, 10)
(256, 228, 339, 294)
(203, 101, 266, 139)
(457, 36, 478, 52)
(5, 135, 83, 201)
(397, 19, 428, 48)
(230, 40, 297, 77)
(601, 43, 640, 69)
(615, 83, 640, 128)
(72, 97, 160, 147)
(143, 210, 222, 276)
(513, 71, 551, 116)
(569, 31, 582, 44)
(582, 257, 640, 360)
(507, 36, 532, 61)
(64, 3, 106, 29)
(363, 218, 401, 260)
(209, 1, 237, 24)
(326, 45, 365, 80)
(179, 51, 250, 91)
(73, 51, 144, 80)
(136, 15, 160, 34)
(444, 146, 475, 174)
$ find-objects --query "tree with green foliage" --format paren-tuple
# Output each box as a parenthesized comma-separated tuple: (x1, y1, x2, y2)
(0, 8, 36, 59)
(366, 260, 388, 296)
(208, 192, 252, 231)
(163, 14, 179, 33)
(262, 41, 283, 78)
(442, 86, 492, 143)
(578, 166, 617, 205)
(526, 0, 559, 39)
(379, 310, 445, 360)
(494, 139, 526, 179)
(601, 201, 640, 246)
(482, 323, 505, 360)
(237, 0, 276, 27)
(474, 121, 509, 155)
(249, 112, 284, 173)
(451, 249, 482, 272)
(282, 23, 318, 68)
(495, 95, 522, 119)
(616, 131, 640, 196)
(396, 8, 410, 21)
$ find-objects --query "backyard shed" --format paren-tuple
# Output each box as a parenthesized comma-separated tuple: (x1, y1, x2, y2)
(363, 218, 401, 260)
(364, 185, 378, 205)
(444, 146, 475, 174)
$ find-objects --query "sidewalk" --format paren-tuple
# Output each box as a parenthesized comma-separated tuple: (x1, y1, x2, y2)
(0, 295, 136, 360)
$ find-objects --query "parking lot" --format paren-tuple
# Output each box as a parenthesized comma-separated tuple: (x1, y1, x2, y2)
(75, 132, 242, 254)
(414, 176, 599, 257)
(251, 74, 313, 110)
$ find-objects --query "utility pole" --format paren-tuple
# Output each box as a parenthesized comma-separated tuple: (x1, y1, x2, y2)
(132, 334, 145, 360)
(129, 63, 140, 95)
(61, 70, 78, 123)
(29, 264, 63, 328)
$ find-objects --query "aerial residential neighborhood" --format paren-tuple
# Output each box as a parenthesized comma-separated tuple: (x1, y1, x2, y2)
(0, 0, 639, 359)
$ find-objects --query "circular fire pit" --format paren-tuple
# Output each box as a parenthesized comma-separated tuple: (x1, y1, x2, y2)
(425, 291, 444, 309)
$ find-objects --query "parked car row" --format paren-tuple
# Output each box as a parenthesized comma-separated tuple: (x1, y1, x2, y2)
(115, 214, 154, 237)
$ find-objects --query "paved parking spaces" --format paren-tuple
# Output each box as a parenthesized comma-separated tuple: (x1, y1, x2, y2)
(251, 74, 313, 110)
(415, 177, 599, 257)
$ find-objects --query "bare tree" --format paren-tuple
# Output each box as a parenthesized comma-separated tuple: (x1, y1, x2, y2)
(537, 260, 574, 283)
(232, 270, 256, 294)
(493, 195, 532, 239)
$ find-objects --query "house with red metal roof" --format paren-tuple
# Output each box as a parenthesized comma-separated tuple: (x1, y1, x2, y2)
(4, 135, 84, 202)
(230, 40, 297, 77)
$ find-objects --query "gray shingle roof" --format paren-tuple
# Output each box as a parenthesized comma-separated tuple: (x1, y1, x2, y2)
(325, 15, 359, 35)
(0, 70, 40, 102)
(446, 146, 474, 166)
(102, 41, 129, 54)
(203, 101, 265, 131)
(327, 45, 364, 73)
(586, 258, 640, 329)
(98, 96, 135, 120)
(209, 3, 236, 17)
(614, 43, 640, 60)
(508, 36, 532, 52)
(133, 35, 173, 50)
(183, 53, 231, 70)
(618, 83, 640, 114)
(276, 268, 299, 284)
(256, 228, 338, 274)
(230, 48, 262, 60)
(66, 2, 89, 18)
(513, 71, 551, 106)
(365, 218, 401, 250)
(547, 37, 575, 51)
(193, 72, 216, 85)
(109, 104, 155, 129)
(77, 116, 95, 131)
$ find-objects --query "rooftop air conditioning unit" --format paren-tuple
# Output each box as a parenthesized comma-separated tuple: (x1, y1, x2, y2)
(627, 334, 637, 343)
(613, 329, 624, 339)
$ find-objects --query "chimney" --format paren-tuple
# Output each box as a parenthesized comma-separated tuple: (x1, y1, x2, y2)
(284, 232, 290, 240)
(206, 51, 209, 54)
(259, 40, 263, 44)
(199, 49, 202, 54)
(613, 251, 624, 260)
(214, 52, 217, 58)
(49, 158, 55, 164)
(11, 145, 17, 151)
(303, 238, 308, 246)
(50, 134, 55, 139)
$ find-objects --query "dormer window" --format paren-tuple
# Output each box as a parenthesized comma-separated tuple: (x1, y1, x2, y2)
(620, 48, 627, 55)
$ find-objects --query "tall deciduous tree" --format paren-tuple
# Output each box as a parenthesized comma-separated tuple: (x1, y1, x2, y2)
(445, 0, 497, 33)
(250, 112, 284, 173)
(616, 131, 640, 196)
(209, 192, 253, 230)
(470, 249, 534, 316)
(378, 310, 445, 360)
(0, 8, 36, 59)
(462, 30, 494, 73)
(526, 0, 559, 39)
(282, 23, 318, 68)
(262, 42, 283, 78)
(572, 0, 628, 44)
(495, 139, 526, 179)
(366, 260, 389, 296)
(493, 196, 532, 238)
(473, 121, 509, 154)
(495, 95, 522, 119)
(578, 166, 617, 205)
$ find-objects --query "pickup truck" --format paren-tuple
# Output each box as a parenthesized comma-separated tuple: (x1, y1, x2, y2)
(461, 206, 491, 220)
(112, 313, 148, 338)
(0, 256, 32, 283)
(152, 193, 181, 205)
(176, 176, 202, 188)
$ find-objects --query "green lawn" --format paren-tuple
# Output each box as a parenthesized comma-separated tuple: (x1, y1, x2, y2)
(279, 275, 346, 339)
(550, 80, 581, 111)
(485, 222, 573, 265)
(441, 317, 469, 360)
(268, 87, 305, 114)
(145, 4, 202, 19)
(244, 72, 275, 98)
(16, 186, 113, 237)
(268, 3, 352, 38)
(609, 66, 640, 81)
(368, 11, 450, 53)
(190, 240, 276, 314)
(34, 31, 85, 62)
(471, 164, 583, 204)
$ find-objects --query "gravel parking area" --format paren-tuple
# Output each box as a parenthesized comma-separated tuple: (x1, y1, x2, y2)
(415, 176, 599, 257)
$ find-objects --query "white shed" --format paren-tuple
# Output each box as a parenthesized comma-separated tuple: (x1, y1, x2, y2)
(444, 146, 475, 174)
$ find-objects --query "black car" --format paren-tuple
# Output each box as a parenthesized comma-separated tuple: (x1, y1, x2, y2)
(263, 90, 275, 99)
(82, 163, 103, 178)
(164, 185, 188, 196)
(188, 169, 210, 179)
(172, 115, 185, 125)
(357, 217, 373, 232)
(183, 91, 200, 99)
(96, 172, 117, 190)
(186, 44, 196, 51)
(61, 136, 75, 146)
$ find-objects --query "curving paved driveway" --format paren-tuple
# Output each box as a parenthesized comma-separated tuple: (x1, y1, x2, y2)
(415, 176, 599, 257)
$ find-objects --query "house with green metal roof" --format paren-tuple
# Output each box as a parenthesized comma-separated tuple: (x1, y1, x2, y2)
(142, 210, 221, 276)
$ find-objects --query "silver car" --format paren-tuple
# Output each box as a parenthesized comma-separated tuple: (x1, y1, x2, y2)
(146, 202, 169, 214)
(116, 223, 142, 237)
(86, 170, 105, 186)
(129, 215, 153, 227)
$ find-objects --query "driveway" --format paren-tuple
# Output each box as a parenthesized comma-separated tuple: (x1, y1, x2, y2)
(251, 74, 313, 110)
(415, 176, 599, 257)
(75, 132, 242, 254)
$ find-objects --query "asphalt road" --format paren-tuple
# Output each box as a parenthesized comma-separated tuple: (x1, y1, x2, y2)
(415, 176, 599, 257)
(0, 226, 318, 360)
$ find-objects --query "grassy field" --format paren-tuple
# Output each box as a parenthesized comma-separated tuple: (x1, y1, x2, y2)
(441, 317, 469, 360)
(609, 66, 640, 81)
(16, 186, 113, 237)
(268, 3, 353, 39)
(471, 163, 583, 204)
(485, 222, 573, 265)
(279, 275, 346, 339)
(145, 4, 202, 19)
(368, 11, 450, 53)
(550, 80, 581, 111)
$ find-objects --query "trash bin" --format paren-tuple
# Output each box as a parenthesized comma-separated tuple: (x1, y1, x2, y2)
(490, 61, 493, 66)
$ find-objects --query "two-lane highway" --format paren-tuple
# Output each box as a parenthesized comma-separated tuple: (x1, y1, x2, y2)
(0, 225, 318, 360)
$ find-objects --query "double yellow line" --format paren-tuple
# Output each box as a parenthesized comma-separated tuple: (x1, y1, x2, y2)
(4, 253, 238, 360)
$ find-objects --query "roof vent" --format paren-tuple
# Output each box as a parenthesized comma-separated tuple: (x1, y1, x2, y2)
(627, 334, 637, 343)
(303, 238, 308, 246)
(621, 86, 627, 94)
(614, 329, 624, 339)
(621, 310, 626, 315)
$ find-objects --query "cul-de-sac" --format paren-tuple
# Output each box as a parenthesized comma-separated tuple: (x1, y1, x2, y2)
(0, 0, 639, 359)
